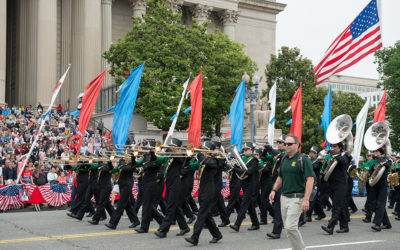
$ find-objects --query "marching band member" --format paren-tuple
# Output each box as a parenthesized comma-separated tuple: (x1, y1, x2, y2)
(360, 152, 375, 222)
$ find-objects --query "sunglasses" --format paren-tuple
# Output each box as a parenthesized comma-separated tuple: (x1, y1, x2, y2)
(284, 142, 296, 146)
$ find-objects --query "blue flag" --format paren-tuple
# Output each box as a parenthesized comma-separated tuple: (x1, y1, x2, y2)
(321, 85, 332, 149)
(286, 119, 292, 125)
(112, 63, 145, 153)
(227, 79, 245, 152)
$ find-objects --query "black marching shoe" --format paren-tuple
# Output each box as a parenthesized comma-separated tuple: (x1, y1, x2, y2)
(392, 211, 398, 216)
(266, 232, 280, 239)
(363, 218, 371, 223)
(70, 213, 82, 221)
(209, 235, 222, 244)
(66, 212, 76, 218)
(99, 216, 107, 221)
(135, 228, 148, 233)
(218, 221, 230, 227)
(176, 228, 190, 236)
(381, 224, 392, 229)
(259, 221, 268, 225)
(316, 214, 326, 220)
(321, 225, 333, 235)
(247, 225, 260, 231)
(371, 224, 381, 231)
(230, 225, 239, 232)
(185, 237, 198, 246)
(86, 212, 94, 218)
(362, 208, 367, 213)
(187, 216, 196, 224)
(105, 223, 116, 230)
(129, 221, 140, 228)
(305, 216, 312, 222)
(336, 228, 349, 233)
(154, 231, 167, 238)
(88, 220, 99, 225)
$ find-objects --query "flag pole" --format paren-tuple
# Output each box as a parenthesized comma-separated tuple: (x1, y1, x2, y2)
(16, 64, 71, 183)
(164, 74, 191, 146)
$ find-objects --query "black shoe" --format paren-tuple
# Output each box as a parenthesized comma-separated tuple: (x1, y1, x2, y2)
(176, 228, 190, 236)
(381, 224, 392, 229)
(247, 225, 260, 231)
(185, 237, 198, 246)
(129, 221, 140, 228)
(187, 216, 196, 224)
(230, 225, 239, 232)
(266, 232, 280, 239)
(259, 221, 268, 225)
(363, 218, 371, 223)
(316, 214, 326, 220)
(395, 216, 400, 221)
(135, 228, 148, 233)
(371, 224, 381, 231)
(99, 216, 107, 221)
(105, 223, 116, 230)
(362, 208, 367, 213)
(305, 216, 312, 222)
(298, 221, 306, 227)
(336, 228, 349, 233)
(86, 212, 94, 218)
(218, 221, 230, 227)
(388, 205, 394, 209)
(321, 225, 333, 235)
(67, 212, 76, 218)
(209, 235, 222, 244)
(88, 220, 99, 225)
(70, 213, 82, 221)
(392, 211, 398, 216)
(155, 231, 167, 238)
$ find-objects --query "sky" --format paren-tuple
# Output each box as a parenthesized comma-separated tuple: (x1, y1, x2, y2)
(276, 0, 400, 80)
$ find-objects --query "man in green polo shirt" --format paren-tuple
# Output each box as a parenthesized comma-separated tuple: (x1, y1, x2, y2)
(269, 134, 314, 250)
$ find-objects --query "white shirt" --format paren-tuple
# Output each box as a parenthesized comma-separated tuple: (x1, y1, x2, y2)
(47, 172, 58, 182)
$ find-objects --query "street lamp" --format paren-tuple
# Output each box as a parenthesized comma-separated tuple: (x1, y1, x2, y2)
(245, 74, 259, 142)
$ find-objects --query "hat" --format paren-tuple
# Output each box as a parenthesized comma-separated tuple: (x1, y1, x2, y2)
(243, 142, 254, 150)
(202, 141, 216, 150)
(367, 151, 374, 157)
(396, 152, 400, 158)
(254, 148, 263, 155)
(212, 141, 221, 149)
(169, 138, 182, 147)
(277, 134, 286, 143)
(310, 146, 319, 154)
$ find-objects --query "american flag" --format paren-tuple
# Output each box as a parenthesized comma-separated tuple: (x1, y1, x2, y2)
(191, 180, 199, 197)
(132, 181, 139, 200)
(39, 183, 71, 207)
(314, 0, 382, 85)
(221, 178, 230, 199)
(0, 185, 24, 211)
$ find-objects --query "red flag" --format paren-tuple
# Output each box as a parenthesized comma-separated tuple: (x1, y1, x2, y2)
(373, 89, 386, 123)
(223, 130, 232, 138)
(186, 71, 202, 148)
(290, 86, 302, 146)
(75, 70, 106, 156)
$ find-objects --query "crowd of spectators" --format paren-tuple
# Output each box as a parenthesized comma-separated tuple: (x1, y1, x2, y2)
(0, 103, 114, 187)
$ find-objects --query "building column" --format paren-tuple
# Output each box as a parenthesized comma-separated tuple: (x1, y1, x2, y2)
(70, 0, 102, 109)
(102, 0, 113, 87)
(221, 10, 238, 40)
(60, 0, 72, 109)
(0, 0, 6, 105)
(130, 0, 146, 18)
(167, 0, 184, 14)
(36, 0, 57, 107)
(192, 4, 213, 25)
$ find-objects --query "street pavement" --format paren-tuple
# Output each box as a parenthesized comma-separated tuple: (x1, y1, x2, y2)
(0, 197, 399, 250)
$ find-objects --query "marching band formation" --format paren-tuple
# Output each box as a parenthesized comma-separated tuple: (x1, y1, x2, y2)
(64, 114, 399, 247)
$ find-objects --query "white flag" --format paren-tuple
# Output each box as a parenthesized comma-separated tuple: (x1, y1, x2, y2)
(267, 83, 276, 145)
(353, 98, 370, 167)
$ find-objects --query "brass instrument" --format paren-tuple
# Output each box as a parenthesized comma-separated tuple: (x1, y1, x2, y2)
(323, 114, 353, 182)
(388, 172, 400, 187)
(226, 144, 248, 180)
(364, 122, 391, 187)
(155, 143, 193, 158)
(349, 168, 369, 184)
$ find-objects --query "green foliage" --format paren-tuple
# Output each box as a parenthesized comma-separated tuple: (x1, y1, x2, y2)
(374, 44, 400, 150)
(103, 0, 256, 137)
(265, 47, 365, 152)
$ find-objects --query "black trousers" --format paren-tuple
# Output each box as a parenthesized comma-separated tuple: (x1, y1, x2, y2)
(394, 186, 400, 215)
(214, 190, 230, 224)
(271, 190, 283, 234)
(76, 183, 98, 219)
(92, 184, 114, 222)
(234, 184, 259, 228)
(365, 184, 376, 219)
(187, 196, 198, 212)
(158, 178, 189, 233)
(371, 183, 391, 226)
(109, 182, 139, 227)
(306, 190, 325, 218)
(134, 180, 144, 214)
(70, 181, 88, 214)
(226, 179, 242, 217)
(319, 181, 332, 210)
(259, 181, 274, 222)
(192, 190, 222, 241)
(140, 180, 164, 231)
(328, 181, 348, 229)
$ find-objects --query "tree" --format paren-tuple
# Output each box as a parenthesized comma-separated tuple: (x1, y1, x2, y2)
(374, 44, 400, 150)
(103, 0, 256, 137)
(265, 47, 365, 152)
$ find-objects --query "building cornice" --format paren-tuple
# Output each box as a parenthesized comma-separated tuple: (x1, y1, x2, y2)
(238, 0, 286, 14)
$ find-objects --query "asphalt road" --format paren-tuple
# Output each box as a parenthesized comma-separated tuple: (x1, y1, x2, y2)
(0, 197, 399, 250)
